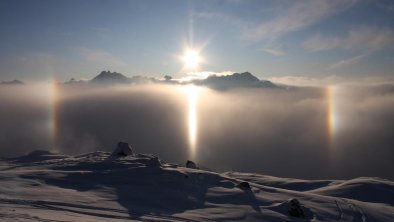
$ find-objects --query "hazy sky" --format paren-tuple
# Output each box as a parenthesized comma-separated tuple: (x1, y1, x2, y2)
(1, 0, 393, 81)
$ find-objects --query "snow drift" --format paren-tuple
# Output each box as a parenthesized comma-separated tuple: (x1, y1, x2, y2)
(1, 148, 393, 221)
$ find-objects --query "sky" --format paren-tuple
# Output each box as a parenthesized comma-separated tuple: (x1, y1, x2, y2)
(0, 0, 393, 82)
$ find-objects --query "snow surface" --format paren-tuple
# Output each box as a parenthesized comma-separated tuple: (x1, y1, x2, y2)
(0, 150, 393, 222)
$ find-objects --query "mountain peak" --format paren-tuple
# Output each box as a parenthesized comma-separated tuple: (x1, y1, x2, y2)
(231, 72, 260, 82)
(1, 80, 24, 85)
(198, 72, 276, 90)
(91, 71, 129, 84)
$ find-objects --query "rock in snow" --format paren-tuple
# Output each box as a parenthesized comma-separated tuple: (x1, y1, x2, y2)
(111, 141, 134, 157)
(287, 198, 305, 218)
(185, 160, 198, 169)
(0, 148, 393, 222)
(237, 181, 251, 190)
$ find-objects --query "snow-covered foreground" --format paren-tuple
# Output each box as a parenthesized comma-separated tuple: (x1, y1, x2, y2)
(0, 150, 393, 222)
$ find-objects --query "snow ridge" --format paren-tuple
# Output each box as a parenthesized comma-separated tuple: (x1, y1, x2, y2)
(1, 150, 393, 221)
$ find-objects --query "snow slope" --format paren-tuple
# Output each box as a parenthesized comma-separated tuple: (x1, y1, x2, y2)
(0, 150, 393, 221)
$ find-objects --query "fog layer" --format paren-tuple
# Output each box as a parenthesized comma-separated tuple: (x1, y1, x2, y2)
(0, 83, 393, 179)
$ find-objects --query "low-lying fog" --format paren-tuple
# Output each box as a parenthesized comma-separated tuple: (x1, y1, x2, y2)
(0, 82, 393, 179)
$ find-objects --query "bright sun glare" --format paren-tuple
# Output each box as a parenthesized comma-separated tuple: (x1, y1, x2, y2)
(182, 49, 201, 70)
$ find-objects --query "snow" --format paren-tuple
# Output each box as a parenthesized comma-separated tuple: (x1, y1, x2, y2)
(0, 150, 393, 221)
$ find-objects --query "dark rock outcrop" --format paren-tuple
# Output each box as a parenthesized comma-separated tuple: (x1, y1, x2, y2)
(112, 142, 133, 157)
(186, 160, 198, 169)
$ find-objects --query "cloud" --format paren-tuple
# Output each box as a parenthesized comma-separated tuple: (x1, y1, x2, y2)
(245, 0, 357, 42)
(197, 84, 394, 179)
(302, 35, 342, 52)
(330, 53, 369, 69)
(1, 83, 394, 179)
(268, 74, 394, 87)
(194, 1, 357, 47)
(302, 27, 394, 52)
(78, 47, 126, 67)
(302, 26, 394, 68)
(377, 1, 394, 11)
(177, 71, 234, 82)
(0, 84, 53, 155)
(192, 12, 248, 29)
(263, 48, 287, 56)
(268, 75, 345, 87)
(345, 26, 394, 50)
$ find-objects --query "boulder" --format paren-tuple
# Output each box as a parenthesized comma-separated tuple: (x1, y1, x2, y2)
(112, 142, 133, 157)
(186, 160, 198, 169)
(288, 198, 305, 218)
(264, 198, 313, 219)
(237, 181, 251, 190)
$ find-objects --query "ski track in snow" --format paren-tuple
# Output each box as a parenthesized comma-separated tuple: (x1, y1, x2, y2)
(0, 151, 393, 222)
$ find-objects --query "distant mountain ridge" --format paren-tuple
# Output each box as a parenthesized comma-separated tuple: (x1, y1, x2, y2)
(1, 80, 23, 85)
(54, 70, 279, 89)
(193, 72, 277, 89)
(86, 71, 156, 85)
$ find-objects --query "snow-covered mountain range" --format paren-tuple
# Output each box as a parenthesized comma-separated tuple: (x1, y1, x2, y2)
(63, 70, 278, 90)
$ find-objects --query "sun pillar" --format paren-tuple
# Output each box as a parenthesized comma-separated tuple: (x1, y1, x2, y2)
(49, 78, 59, 151)
(186, 85, 199, 159)
(326, 85, 337, 152)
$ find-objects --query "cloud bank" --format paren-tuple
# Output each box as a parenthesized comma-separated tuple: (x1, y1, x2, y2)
(0, 82, 393, 180)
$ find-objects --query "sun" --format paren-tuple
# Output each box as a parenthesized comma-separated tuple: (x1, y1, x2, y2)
(182, 49, 201, 70)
